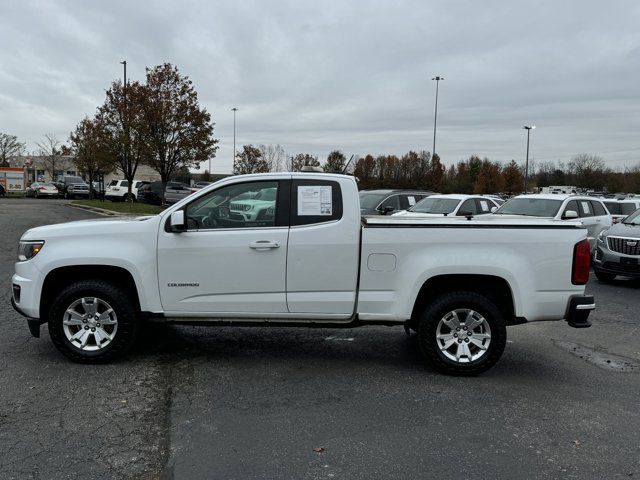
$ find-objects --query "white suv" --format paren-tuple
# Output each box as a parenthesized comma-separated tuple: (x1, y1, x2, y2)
(494, 194, 612, 252)
(105, 180, 148, 202)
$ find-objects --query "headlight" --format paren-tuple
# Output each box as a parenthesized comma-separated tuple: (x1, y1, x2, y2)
(598, 230, 607, 243)
(18, 241, 45, 261)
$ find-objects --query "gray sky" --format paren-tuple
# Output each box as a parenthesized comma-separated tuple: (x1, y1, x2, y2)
(1, 0, 639, 173)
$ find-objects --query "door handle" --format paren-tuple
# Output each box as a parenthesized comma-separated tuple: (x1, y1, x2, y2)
(249, 240, 280, 250)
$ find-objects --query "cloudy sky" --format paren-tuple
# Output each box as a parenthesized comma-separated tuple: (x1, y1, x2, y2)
(1, 0, 639, 173)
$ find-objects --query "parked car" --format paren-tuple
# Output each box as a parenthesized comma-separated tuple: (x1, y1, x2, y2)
(12, 172, 594, 375)
(602, 199, 640, 224)
(0, 184, 5, 197)
(105, 179, 148, 202)
(392, 194, 501, 217)
(193, 181, 213, 189)
(593, 207, 640, 281)
(164, 181, 196, 204)
(494, 194, 612, 253)
(54, 176, 90, 199)
(137, 181, 164, 205)
(25, 182, 58, 198)
(359, 189, 434, 215)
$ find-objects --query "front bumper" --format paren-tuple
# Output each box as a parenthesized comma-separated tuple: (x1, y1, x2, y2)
(11, 296, 44, 337)
(565, 295, 595, 328)
(593, 245, 640, 278)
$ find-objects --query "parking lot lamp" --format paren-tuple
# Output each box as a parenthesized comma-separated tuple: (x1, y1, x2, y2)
(232, 107, 238, 167)
(431, 76, 444, 156)
(523, 125, 536, 192)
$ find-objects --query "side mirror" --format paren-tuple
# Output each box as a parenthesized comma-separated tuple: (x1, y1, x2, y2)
(563, 210, 578, 219)
(378, 206, 395, 215)
(170, 210, 186, 232)
(457, 210, 473, 217)
(490, 206, 498, 213)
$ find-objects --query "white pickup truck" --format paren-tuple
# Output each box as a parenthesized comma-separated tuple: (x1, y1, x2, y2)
(11, 173, 595, 375)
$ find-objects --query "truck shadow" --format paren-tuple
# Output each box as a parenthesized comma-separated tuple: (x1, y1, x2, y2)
(130, 322, 562, 380)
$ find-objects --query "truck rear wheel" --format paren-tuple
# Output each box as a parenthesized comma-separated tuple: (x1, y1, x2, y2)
(417, 291, 506, 375)
(48, 280, 139, 363)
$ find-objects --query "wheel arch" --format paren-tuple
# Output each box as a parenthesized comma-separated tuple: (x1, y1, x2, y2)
(40, 265, 141, 319)
(410, 274, 517, 326)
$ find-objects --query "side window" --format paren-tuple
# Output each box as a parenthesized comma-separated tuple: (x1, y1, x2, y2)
(591, 201, 606, 217)
(121, 180, 129, 188)
(564, 200, 579, 217)
(292, 179, 343, 226)
(399, 195, 410, 210)
(579, 200, 593, 217)
(379, 195, 400, 211)
(185, 181, 280, 230)
(476, 198, 492, 213)
(405, 195, 418, 208)
(458, 199, 478, 215)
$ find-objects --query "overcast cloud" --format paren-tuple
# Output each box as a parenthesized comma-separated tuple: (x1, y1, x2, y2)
(1, 0, 639, 173)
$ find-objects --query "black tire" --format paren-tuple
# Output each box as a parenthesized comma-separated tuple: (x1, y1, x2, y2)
(34, 190, 39, 199)
(48, 280, 139, 363)
(594, 269, 616, 282)
(417, 291, 507, 376)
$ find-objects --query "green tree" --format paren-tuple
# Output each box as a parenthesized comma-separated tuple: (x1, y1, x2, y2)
(502, 160, 524, 195)
(323, 150, 346, 172)
(234, 145, 269, 174)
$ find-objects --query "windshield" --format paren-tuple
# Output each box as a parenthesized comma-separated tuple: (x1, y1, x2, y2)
(620, 203, 638, 215)
(604, 202, 620, 214)
(495, 198, 563, 217)
(410, 197, 459, 214)
(623, 208, 640, 225)
(359, 192, 388, 210)
(67, 176, 84, 184)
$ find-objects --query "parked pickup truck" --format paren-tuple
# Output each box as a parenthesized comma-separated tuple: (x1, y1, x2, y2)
(11, 173, 595, 375)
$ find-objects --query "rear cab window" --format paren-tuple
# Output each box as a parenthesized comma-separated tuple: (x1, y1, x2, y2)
(291, 179, 343, 226)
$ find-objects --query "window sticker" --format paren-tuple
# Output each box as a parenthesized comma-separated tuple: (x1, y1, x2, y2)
(407, 196, 416, 206)
(298, 185, 332, 216)
(581, 201, 590, 214)
(480, 200, 489, 211)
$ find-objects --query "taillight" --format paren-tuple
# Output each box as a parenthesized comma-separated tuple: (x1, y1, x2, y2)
(572, 239, 591, 285)
(39, 187, 45, 190)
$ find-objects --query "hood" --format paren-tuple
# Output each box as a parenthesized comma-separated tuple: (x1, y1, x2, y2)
(21, 216, 158, 241)
(605, 221, 640, 238)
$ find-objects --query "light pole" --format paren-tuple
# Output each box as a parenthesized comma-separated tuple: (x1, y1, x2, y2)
(431, 76, 444, 157)
(120, 60, 127, 200)
(523, 125, 536, 192)
(231, 107, 238, 168)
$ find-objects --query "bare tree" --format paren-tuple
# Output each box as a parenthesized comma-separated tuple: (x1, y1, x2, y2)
(36, 134, 64, 180)
(259, 144, 286, 172)
(0, 133, 26, 166)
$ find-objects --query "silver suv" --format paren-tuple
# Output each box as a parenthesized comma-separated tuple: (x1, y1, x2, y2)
(593, 208, 640, 281)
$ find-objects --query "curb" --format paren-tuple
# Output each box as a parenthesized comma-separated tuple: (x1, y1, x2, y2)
(68, 202, 124, 216)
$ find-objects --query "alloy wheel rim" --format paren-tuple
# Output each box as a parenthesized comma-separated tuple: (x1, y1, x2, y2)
(62, 297, 118, 351)
(436, 308, 491, 363)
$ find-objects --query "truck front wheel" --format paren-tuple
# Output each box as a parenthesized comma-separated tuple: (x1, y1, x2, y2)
(417, 291, 506, 375)
(48, 280, 139, 363)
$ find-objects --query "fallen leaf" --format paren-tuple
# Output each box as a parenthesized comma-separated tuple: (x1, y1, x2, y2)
(313, 447, 325, 454)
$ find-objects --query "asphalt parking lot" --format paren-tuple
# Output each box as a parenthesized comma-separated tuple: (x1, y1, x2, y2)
(1, 198, 639, 480)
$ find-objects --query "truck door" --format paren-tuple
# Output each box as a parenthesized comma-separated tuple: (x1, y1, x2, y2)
(157, 179, 290, 314)
(286, 178, 360, 315)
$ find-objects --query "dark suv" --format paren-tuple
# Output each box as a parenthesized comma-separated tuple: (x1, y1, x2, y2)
(358, 189, 434, 215)
(55, 176, 90, 199)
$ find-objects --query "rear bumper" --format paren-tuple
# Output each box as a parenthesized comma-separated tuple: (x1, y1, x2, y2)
(565, 295, 595, 328)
